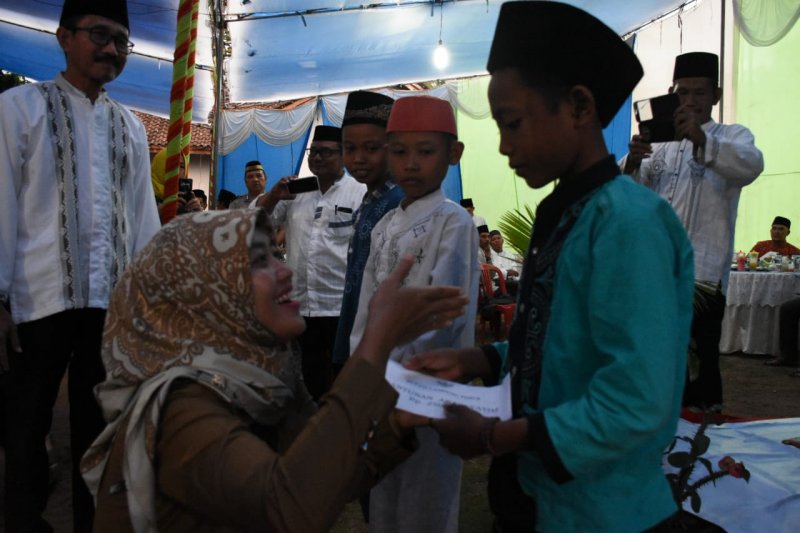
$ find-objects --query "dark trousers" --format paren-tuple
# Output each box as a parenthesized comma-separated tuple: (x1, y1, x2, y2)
(4, 308, 107, 533)
(683, 288, 726, 409)
(778, 297, 800, 364)
(488, 454, 537, 532)
(298, 316, 339, 401)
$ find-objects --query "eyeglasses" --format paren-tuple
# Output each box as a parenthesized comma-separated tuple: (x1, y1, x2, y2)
(70, 26, 135, 55)
(306, 147, 340, 159)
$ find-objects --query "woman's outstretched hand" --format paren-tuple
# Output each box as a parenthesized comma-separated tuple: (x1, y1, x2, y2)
(353, 254, 469, 369)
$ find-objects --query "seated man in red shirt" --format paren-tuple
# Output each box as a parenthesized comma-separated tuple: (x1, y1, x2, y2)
(750, 216, 800, 258)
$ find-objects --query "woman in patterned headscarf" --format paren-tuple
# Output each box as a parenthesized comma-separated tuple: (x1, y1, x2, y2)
(82, 208, 466, 532)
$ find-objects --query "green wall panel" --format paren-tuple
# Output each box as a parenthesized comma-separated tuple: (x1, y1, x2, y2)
(734, 20, 800, 252)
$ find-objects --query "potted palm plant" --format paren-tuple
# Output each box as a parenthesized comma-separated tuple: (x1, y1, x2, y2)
(496, 205, 535, 257)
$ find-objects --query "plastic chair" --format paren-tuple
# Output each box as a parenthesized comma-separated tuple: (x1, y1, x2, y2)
(478, 263, 516, 342)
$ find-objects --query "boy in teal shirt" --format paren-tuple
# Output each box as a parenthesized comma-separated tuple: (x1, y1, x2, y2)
(407, 2, 695, 531)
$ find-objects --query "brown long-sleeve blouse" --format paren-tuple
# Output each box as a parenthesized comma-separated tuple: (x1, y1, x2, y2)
(92, 358, 415, 532)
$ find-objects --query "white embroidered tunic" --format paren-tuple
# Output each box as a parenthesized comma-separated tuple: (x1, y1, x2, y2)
(347, 187, 479, 533)
(621, 120, 763, 291)
(0, 74, 160, 323)
(350, 188, 479, 362)
(491, 249, 523, 277)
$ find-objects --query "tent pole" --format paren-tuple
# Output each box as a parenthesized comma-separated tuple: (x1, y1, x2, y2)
(719, 0, 725, 124)
(210, 0, 226, 209)
(162, 0, 198, 224)
(181, 1, 199, 188)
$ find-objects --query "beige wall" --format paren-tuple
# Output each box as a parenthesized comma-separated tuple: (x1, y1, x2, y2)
(188, 154, 212, 196)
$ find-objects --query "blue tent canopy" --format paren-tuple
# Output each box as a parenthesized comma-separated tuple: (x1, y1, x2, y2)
(0, 0, 687, 123)
(1, 0, 684, 202)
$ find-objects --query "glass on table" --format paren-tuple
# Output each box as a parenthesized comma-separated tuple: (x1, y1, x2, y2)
(735, 251, 747, 271)
(747, 251, 759, 270)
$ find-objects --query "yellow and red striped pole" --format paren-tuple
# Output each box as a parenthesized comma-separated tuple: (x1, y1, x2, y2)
(161, 0, 198, 224)
(181, 2, 199, 164)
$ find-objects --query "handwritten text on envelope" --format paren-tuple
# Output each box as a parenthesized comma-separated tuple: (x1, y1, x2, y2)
(385, 360, 512, 420)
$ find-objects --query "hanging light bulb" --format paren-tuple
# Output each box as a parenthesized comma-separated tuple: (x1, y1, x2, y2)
(432, 1, 449, 70)
(433, 39, 450, 70)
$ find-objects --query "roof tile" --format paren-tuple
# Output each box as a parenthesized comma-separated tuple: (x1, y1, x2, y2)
(134, 111, 212, 154)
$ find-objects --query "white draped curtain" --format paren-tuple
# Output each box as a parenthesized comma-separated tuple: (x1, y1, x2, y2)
(218, 78, 492, 154)
(733, 0, 800, 47)
(219, 99, 318, 154)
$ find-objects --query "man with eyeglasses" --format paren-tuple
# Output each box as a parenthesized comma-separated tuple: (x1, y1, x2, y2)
(256, 125, 366, 400)
(0, 1, 159, 531)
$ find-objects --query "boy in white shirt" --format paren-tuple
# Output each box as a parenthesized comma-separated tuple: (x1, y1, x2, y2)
(349, 96, 479, 532)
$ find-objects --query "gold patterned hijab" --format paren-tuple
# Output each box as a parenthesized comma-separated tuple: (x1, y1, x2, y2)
(82, 208, 302, 532)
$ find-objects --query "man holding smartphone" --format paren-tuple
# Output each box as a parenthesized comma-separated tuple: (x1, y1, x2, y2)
(620, 52, 764, 410)
(256, 125, 366, 400)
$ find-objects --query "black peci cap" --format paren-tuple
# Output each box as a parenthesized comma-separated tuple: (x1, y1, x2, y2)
(312, 125, 342, 143)
(60, 0, 130, 30)
(486, 1, 643, 127)
(773, 216, 791, 229)
(673, 52, 719, 88)
(342, 91, 394, 128)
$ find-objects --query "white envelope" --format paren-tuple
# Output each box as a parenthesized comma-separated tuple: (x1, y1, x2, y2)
(385, 359, 513, 420)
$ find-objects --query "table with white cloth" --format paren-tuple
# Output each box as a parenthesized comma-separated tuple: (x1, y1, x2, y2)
(720, 271, 800, 354)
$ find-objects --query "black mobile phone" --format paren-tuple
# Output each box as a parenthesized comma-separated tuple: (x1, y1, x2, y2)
(287, 176, 320, 194)
(633, 93, 680, 143)
(178, 177, 193, 195)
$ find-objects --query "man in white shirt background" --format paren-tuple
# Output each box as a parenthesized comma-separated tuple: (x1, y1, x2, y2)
(0, 1, 160, 530)
(489, 229, 521, 280)
(621, 52, 764, 410)
(257, 126, 366, 400)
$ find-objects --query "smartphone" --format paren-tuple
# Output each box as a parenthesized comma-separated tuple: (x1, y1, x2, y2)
(287, 176, 320, 194)
(178, 177, 193, 195)
(633, 93, 680, 143)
